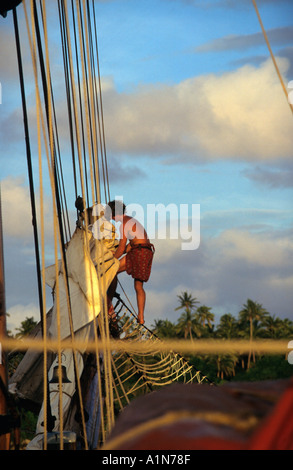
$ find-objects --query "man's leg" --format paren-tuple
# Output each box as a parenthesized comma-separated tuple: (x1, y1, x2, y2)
(134, 279, 145, 324)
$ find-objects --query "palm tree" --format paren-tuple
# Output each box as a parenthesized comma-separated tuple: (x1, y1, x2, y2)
(175, 292, 200, 341)
(175, 311, 202, 340)
(196, 305, 214, 329)
(261, 315, 283, 339)
(216, 313, 239, 339)
(175, 292, 199, 314)
(14, 316, 38, 338)
(239, 299, 268, 369)
(277, 318, 293, 338)
(151, 319, 176, 338)
(216, 353, 238, 380)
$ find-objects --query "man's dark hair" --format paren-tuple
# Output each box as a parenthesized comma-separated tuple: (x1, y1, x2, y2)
(107, 200, 126, 218)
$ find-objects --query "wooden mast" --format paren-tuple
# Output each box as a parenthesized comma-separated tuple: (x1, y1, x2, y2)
(0, 186, 10, 450)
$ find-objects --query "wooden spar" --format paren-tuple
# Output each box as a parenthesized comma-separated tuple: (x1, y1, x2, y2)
(0, 186, 10, 450)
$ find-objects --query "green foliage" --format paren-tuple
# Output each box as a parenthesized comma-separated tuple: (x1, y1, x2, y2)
(14, 316, 38, 338)
(152, 291, 293, 383)
(7, 316, 38, 376)
(6, 295, 293, 449)
(20, 410, 38, 441)
(231, 355, 293, 382)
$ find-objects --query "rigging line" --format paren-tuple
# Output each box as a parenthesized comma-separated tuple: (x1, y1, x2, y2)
(87, 0, 109, 203)
(39, 1, 71, 241)
(23, 2, 100, 448)
(86, 0, 106, 201)
(66, 0, 89, 206)
(70, 0, 92, 208)
(115, 348, 154, 393)
(69, 0, 115, 437)
(32, 0, 66, 242)
(77, 0, 99, 206)
(50, 103, 71, 242)
(34, 0, 89, 447)
(91, 0, 111, 202)
(75, 0, 115, 433)
(252, 0, 293, 115)
(33, 8, 51, 442)
(25, 0, 59, 444)
(79, 0, 98, 204)
(44, 1, 90, 447)
(13, 4, 56, 436)
(65, 0, 117, 434)
(111, 356, 130, 406)
(115, 286, 214, 385)
(64, 0, 89, 209)
(83, 0, 103, 204)
(57, 0, 78, 200)
(29, 0, 65, 442)
(12, 7, 44, 334)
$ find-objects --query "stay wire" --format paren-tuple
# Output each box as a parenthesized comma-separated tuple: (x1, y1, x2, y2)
(70, 0, 90, 206)
(33, 0, 88, 444)
(12, 5, 56, 434)
(77, 0, 98, 205)
(86, 0, 107, 203)
(252, 0, 293, 115)
(39, 0, 71, 242)
(57, 0, 78, 201)
(90, 0, 111, 202)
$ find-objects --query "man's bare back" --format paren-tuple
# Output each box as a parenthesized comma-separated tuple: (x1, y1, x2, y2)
(121, 215, 149, 245)
(106, 201, 154, 325)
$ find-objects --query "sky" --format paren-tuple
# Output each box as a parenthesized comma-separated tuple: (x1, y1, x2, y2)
(0, 0, 293, 333)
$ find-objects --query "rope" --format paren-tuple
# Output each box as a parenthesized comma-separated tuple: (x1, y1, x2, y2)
(13, 5, 55, 446)
(3, 336, 288, 356)
(7, 0, 293, 451)
(252, 0, 293, 115)
(22, 0, 92, 448)
(58, 0, 115, 443)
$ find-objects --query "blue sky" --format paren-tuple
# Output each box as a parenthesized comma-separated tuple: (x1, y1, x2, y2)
(1, 0, 293, 332)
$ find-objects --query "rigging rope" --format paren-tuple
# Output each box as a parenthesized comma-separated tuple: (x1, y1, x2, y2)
(12, 5, 56, 444)
(252, 0, 293, 115)
(10, 0, 211, 450)
(9, 0, 292, 451)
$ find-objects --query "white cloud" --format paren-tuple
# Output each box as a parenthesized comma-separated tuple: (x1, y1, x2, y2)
(7, 303, 40, 335)
(144, 224, 293, 323)
(102, 58, 293, 162)
(208, 228, 293, 268)
(1, 176, 34, 239)
(1, 175, 55, 242)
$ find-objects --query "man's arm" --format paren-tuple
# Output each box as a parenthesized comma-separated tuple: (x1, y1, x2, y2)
(114, 222, 127, 259)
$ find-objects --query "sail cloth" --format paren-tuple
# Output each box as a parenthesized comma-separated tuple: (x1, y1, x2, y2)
(8, 309, 54, 406)
(46, 226, 118, 340)
(10, 225, 119, 449)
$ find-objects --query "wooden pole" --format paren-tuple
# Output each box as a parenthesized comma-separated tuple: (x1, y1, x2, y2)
(0, 186, 10, 450)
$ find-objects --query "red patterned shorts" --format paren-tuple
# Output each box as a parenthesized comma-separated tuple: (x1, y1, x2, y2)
(126, 243, 155, 282)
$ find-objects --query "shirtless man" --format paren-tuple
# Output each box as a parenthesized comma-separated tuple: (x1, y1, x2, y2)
(107, 200, 154, 325)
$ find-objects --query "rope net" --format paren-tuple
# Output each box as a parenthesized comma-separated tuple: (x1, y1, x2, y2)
(111, 301, 209, 400)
